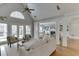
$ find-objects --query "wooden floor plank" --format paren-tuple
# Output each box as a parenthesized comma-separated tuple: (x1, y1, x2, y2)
(51, 39, 79, 56)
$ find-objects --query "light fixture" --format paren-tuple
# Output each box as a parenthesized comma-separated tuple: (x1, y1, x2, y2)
(56, 5, 60, 10)
(0, 16, 7, 20)
(22, 7, 35, 14)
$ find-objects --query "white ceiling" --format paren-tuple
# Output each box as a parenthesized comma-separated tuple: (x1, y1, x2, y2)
(27, 3, 62, 20)
(26, 3, 79, 20)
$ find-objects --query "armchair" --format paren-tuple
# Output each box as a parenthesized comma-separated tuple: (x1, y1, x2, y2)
(7, 36, 19, 48)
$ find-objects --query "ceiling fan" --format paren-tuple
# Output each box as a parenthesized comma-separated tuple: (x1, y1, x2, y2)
(23, 8, 35, 13)
(22, 4, 35, 14)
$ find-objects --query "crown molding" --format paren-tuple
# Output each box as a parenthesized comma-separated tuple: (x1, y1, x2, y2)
(34, 11, 79, 22)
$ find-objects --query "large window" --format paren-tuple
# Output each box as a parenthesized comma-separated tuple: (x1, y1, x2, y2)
(19, 26, 24, 38)
(12, 25, 17, 37)
(0, 23, 7, 42)
(26, 25, 31, 35)
(39, 22, 56, 38)
(0, 23, 7, 39)
(0, 24, 5, 36)
(10, 11, 24, 19)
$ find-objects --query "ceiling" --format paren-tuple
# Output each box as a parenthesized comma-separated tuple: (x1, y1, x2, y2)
(1, 3, 79, 21)
(27, 3, 62, 20)
(25, 3, 79, 21)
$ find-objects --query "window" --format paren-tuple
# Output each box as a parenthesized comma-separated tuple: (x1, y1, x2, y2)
(39, 22, 56, 35)
(39, 26, 43, 33)
(19, 26, 24, 38)
(10, 11, 24, 19)
(39, 25, 50, 35)
(0, 23, 7, 38)
(0, 24, 4, 36)
(12, 25, 17, 37)
(26, 25, 31, 34)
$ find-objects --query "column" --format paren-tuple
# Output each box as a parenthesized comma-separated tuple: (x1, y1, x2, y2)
(24, 25, 26, 35)
(17, 25, 19, 38)
(62, 24, 68, 47)
(34, 22, 39, 39)
(31, 22, 34, 37)
(7, 23, 11, 36)
(56, 23, 60, 45)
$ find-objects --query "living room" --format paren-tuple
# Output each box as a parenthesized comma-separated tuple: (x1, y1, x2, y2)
(1, 2, 79, 57)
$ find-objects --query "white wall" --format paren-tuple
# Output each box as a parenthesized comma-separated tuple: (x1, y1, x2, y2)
(67, 17, 79, 39)
(70, 19, 79, 36)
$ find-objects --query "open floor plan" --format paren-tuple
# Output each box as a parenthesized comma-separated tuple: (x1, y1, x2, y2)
(0, 3, 79, 56)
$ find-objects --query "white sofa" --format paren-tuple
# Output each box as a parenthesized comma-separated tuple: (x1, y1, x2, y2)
(22, 35, 56, 56)
(3, 35, 56, 56)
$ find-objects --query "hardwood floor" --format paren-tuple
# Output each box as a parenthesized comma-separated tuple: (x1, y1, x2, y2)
(51, 39, 79, 56)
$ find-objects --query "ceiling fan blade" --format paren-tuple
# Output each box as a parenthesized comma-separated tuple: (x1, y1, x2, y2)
(21, 3, 29, 12)
(21, 3, 35, 14)
(29, 9, 35, 11)
(23, 4, 35, 11)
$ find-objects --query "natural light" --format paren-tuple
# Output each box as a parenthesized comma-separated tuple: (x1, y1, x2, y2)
(10, 11, 24, 19)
